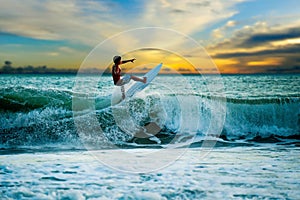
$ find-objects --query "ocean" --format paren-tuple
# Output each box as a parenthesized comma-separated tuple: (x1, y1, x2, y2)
(0, 74, 299, 199)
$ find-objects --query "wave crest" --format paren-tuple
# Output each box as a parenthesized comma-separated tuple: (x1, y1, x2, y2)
(0, 87, 299, 148)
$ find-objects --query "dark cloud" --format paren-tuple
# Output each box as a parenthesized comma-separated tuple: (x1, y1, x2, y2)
(214, 44, 300, 58)
(209, 24, 300, 73)
(242, 27, 300, 47)
(213, 44, 300, 73)
(182, 54, 195, 58)
(209, 25, 300, 51)
(266, 66, 300, 73)
(188, 1, 210, 7)
(162, 68, 171, 71)
(170, 9, 186, 14)
(138, 48, 162, 51)
(141, 67, 151, 71)
(280, 55, 300, 68)
(178, 67, 191, 72)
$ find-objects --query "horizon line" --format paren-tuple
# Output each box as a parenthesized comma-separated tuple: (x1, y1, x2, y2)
(1, 71, 299, 75)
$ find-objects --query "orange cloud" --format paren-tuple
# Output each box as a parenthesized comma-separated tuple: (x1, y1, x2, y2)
(247, 58, 283, 66)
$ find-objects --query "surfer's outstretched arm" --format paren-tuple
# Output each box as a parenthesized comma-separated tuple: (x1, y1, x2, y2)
(121, 58, 136, 64)
(131, 75, 147, 84)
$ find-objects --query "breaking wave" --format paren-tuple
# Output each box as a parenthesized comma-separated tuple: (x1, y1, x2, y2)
(0, 86, 299, 150)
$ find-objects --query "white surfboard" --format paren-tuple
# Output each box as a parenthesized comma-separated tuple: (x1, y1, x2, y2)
(111, 63, 162, 104)
(126, 63, 162, 98)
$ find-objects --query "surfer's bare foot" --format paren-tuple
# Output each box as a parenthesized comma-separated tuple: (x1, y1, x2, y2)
(143, 77, 147, 84)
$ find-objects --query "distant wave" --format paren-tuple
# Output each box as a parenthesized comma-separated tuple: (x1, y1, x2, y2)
(0, 87, 299, 149)
(0, 86, 73, 111)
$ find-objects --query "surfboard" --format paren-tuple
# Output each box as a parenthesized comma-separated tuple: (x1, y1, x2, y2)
(126, 63, 162, 98)
(111, 63, 162, 104)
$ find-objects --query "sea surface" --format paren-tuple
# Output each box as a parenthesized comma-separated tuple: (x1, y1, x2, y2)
(0, 73, 299, 199)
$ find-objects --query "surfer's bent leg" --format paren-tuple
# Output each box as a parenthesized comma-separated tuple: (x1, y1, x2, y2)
(130, 75, 147, 83)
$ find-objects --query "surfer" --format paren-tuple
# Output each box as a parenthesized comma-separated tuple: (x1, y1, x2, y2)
(112, 55, 147, 99)
(112, 56, 147, 86)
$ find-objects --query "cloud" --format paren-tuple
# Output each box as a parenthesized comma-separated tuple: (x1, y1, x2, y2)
(0, 0, 247, 48)
(170, 9, 186, 14)
(209, 21, 269, 50)
(247, 58, 283, 66)
(214, 44, 300, 58)
(226, 20, 236, 27)
(4, 0, 276, 73)
(241, 27, 300, 48)
(45, 52, 59, 57)
(187, 1, 211, 7)
(0, 0, 122, 45)
(178, 67, 191, 72)
(208, 20, 300, 73)
(142, 0, 245, 36)
(212, 20, 237, 39)
(266, 66, 300, 73)
(58, 46, 75, 53)
(209, 21, 300, 51)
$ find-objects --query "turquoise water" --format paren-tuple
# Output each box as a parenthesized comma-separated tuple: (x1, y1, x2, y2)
(0, 74, 299, 147)
(0, 74, 299, 199)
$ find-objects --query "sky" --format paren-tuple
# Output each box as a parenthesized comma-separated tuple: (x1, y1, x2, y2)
(0, 0, 300, 74)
